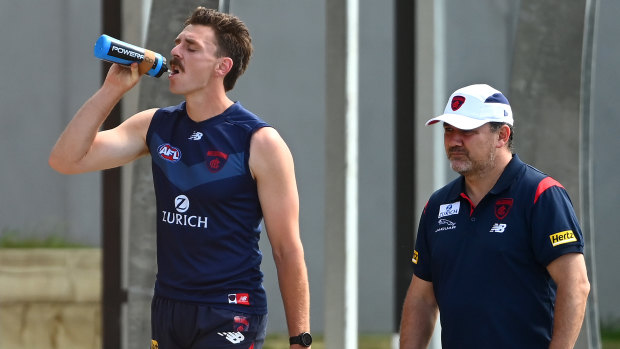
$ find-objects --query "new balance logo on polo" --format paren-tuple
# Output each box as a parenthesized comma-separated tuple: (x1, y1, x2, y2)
(490, 223, 507, 233)
(549, 230, 577, 246)
(218, 332, 245, 344)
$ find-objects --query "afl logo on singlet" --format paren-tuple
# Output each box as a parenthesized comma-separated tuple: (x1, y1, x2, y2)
(158, 143, 182, 162)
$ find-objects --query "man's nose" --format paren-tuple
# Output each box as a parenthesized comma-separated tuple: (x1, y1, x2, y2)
(170, 44, 181, 57)
(445, 132, 463, 147)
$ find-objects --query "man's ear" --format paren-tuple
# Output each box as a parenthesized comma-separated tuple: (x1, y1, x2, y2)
(215, 57, 233, 77)
(497, 124, 511, 148)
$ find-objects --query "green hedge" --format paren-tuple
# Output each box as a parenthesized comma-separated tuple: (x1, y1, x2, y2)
(0, 230, 86, 248)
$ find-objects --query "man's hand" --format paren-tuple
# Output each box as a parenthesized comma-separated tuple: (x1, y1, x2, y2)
(103, 62, 142, 94)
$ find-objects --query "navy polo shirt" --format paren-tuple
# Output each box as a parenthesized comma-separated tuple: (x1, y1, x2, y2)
(412, 155, 584, 348)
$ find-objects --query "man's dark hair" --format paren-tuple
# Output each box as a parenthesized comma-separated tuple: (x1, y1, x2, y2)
(185, 7, 253, 91)
(489, 122, 514, 152)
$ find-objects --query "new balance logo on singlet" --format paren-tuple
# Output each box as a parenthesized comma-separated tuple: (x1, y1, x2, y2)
(188, 131, 203, 140)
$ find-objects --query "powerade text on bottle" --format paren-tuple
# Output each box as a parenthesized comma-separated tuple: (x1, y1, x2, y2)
(94, 34, 168, 78)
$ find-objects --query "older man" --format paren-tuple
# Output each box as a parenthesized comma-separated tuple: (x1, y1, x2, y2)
(399, 84, 590, 349)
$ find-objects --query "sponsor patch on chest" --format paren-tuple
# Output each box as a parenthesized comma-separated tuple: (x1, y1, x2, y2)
(438, 202, 460, 218)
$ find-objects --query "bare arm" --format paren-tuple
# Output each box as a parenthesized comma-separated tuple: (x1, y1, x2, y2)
(49, 63, 153, 174)
(547, 253, 590, 349)
(400, 275, 438, 349)
(250, 127, 310, 348)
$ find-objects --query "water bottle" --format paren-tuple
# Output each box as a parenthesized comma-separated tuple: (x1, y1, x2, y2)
(94, 34, 168, 78)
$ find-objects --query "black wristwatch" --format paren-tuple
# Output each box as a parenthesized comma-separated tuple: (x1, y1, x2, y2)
(289, 332, 312, 347)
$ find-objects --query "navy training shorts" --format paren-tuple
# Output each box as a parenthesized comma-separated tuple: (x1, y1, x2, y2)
(151, 295, 267, 349)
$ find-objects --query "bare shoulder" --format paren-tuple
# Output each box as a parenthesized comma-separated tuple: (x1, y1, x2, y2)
(249, 127, 294, 177)
(250, 127, 291, 156)
(251, 126, 285, 146)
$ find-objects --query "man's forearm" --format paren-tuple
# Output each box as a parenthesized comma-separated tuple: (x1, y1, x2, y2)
(49, 86, 123, 172)
(399, 276, 438, 349)
(399, 298, 437, 349)
(549, 281, 590, 349)
(274, 247, 310, 336)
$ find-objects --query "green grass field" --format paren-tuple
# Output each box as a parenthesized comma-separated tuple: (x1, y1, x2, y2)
(602, 327, 620, 349)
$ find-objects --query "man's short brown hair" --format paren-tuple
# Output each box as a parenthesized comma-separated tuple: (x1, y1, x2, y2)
(185, 7, 253, 91)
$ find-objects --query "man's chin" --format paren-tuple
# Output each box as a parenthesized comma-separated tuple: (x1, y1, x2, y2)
(168, 84, 185, 95)
(450, 161, 471, 175)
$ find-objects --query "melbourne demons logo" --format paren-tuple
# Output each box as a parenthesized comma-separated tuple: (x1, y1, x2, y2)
(495, 198, 513, 220)
(234, 316, 250, 332)
(158, 144, 181, 162)
(206, 150, 228, 173)
(451, 96, 466, 111)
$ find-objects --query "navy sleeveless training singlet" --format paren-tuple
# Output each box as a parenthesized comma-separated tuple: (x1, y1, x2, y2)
(146, 101, 269, 314)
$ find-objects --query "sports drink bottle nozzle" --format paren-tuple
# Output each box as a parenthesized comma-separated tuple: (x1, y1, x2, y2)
(94, 34, 168, 78)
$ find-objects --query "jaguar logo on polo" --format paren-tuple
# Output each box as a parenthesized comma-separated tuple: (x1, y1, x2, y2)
(158, 143, 181, 162)
(438, 219, 456, 226)
(495, 198, 513, 220)
(435, 218, 457, 232)
(206, 150, 229, 173)
(438, 202, 460, 218)
(549, 230, 577, 247)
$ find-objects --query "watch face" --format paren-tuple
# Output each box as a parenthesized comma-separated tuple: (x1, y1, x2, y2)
(301, 332, 312, 346)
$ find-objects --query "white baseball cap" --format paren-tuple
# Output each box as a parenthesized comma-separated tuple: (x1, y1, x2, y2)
(426, 84, 513, 130)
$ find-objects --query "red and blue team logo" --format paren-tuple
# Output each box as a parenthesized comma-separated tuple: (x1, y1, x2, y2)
(206, 150, 228, 173)
(451, 96, 466, 111)
(234, 316, 250, 332)
(495, 198, 513, 220)
(158, 144, 182, 162)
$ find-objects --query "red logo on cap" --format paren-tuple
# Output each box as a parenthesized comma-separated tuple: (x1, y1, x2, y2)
(451, 96, 466, 111)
